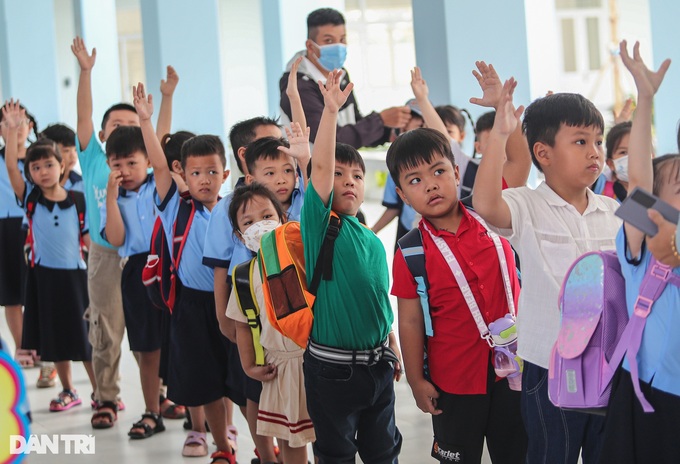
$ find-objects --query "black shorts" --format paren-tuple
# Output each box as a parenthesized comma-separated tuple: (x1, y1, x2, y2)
(121, 253, 163, 352)
(0, 217, 27, 306)
(22, 264, 91, 362)
(600, 368, 680, 463)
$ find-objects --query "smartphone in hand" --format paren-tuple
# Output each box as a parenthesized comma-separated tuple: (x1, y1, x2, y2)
(615, 187, 680, 236)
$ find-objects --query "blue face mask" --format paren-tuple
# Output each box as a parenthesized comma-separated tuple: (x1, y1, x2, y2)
(316, 43, 347, 71)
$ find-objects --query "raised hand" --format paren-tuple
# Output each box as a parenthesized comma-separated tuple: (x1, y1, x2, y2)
(132, 83, 154, 121)
(286, 56, 303, 99)
(469, 61, 503, 109)
(613, 97, 634, 124)
(159, 65, 179, 97)
(1, 99, 26, 130)
(620, 40, 671, 98)
(318, 69, 353, 114)
(410, 66, 429, 101)
(492, 78, 524, 138)
(279, 122, 311, 162)
(71, 37, 96, 72)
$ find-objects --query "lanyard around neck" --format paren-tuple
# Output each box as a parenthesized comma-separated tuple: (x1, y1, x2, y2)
(422, 211, 516, 345)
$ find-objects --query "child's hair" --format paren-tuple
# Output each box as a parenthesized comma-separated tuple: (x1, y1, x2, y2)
(474, 111, 496, 137)
(307, 8, 345, 39)
(228, 117, 280, 173)
(0, 102, 39, 142)
(605, 122, 632, 160)
(39, 124, 76, 147)
(161, 131, 196, 169)
(522, 93, 604, 172)
(385, 128, 455, 189)
(228, 182, 287, 234)
(101, 103, 137, 130)
(180, 134, 226, 170)
(24, 139, 62, 185)
(105, 126, 147, 159)
(244, 137, 290, 174)
(652, 154, 680, 196)
(306, 142, 366, 179)
(435, 105, 475, 136)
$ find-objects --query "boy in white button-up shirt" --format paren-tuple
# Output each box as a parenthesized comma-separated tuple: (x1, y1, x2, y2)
(473, 77, 621, 464)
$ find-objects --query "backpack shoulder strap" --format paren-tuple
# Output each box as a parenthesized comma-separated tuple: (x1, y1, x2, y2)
(309, 211, 342, 295)
(232, 258, 265, 366)
(397, 228, 434, 337)
(24, 187, 42, 221)
(171, 197, 197, 270)
(68, 190, 87, 235)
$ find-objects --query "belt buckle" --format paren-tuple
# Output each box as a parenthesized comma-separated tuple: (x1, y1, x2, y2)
(368, 347, 382, 366)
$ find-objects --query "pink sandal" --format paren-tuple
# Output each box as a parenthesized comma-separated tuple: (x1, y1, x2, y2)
(182, 431, 208, 457)
(49, 390, 82, 412)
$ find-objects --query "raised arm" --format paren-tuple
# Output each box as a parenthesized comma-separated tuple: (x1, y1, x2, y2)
(472, 79, 523, 229)
(156, 65, 179, 141)
(620, 40, 671, 258)
(310, 70, 354, 204)
(71, 37, 96, 149)
(470, 61, 531, 188)
(132, 83, 173, 201)
(1, 101, 27, 199)
(410, 67, 448, 138)
(286, 57, 307, 130)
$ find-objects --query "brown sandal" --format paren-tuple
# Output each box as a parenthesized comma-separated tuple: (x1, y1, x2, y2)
(91, 401, 118, 429)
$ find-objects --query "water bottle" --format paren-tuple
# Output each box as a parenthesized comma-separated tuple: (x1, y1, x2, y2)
(489, 314, 523, 391)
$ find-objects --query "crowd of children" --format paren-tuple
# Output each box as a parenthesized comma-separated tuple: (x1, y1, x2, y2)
(1, 6, 679, 464)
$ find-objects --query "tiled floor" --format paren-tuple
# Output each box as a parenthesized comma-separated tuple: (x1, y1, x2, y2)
(0, 201, 492, 463)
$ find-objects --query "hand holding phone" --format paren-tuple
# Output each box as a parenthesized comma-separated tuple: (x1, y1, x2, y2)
(615, 187, 680, 236)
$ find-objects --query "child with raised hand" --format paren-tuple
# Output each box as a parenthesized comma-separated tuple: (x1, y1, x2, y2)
(302, 69, 402, 464)
(1, 100, 95, 412)
(133, 82, 237, 464)
(473, 75, 622, 462)
(71, 36, 178, 428)
(226, 182, 314, 464)
(40, 124, 82, 192)
(0, 101, 38, 370)
(599, 41, 679, 464)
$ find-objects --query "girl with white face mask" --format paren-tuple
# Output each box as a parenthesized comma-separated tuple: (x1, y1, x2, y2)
(601, 121, 632, 202)
(225, 183, 315, 464)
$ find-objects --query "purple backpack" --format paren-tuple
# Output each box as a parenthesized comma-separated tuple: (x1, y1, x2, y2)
(548, 250, 680, 414)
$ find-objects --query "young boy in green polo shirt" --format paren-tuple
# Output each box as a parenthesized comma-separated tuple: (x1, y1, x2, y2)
(300, 70, 402, 463)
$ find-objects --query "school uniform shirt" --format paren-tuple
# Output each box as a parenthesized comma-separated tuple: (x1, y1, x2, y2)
(391, 207, 520, 395)
(617, 227, 680, 397)
(0, 148, 25, 218)
(156, 180, 214, 291)
(492, 182, 621, 369)
(76, 132, 116, 249)
(301, 181, 393, 350)
(99, 174, 157, 258)
(20, 183, 88, 270)
(22, 172, 84, 230)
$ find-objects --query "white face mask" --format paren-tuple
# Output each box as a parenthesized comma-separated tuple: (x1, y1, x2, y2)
(613, 155, 629, 182)
(240, 220, 280, 253)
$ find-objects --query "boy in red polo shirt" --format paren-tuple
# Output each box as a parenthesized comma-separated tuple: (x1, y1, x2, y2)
(387, 127, 527, 464)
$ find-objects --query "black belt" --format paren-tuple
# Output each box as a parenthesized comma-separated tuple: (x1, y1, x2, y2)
(307, 338, 399, 366)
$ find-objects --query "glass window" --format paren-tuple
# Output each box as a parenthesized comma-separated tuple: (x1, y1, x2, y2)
(556, 0, 602, 10)
(561, 18, 577, 72)
(586, 17, 601, 70)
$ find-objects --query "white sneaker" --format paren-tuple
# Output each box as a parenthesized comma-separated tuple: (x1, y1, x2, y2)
(36, 363, 57, 388)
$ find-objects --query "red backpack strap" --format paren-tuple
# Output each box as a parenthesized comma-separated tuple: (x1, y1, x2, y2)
(24, 188, 42, 268)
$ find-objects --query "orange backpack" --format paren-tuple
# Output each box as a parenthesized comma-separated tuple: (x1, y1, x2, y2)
(258, 213, 341, 348)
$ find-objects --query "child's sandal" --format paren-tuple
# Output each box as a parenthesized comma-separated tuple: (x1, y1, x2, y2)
(128, 412, 165, 439)
(49, 389, 82, 412)
(159, 394, 186, 419)
(91, 401, 118, 429)
(210, 449, 236, 464)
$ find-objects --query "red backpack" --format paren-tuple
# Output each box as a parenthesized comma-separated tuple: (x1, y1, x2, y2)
(142, 192, 195, 312)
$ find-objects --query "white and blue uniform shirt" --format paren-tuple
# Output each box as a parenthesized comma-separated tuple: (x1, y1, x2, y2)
(382, 174, 416, 231)
(21, 184, 87, 270)
(100, 174, 157, 258)
(617, 227, 680, 397)
(156, 181, 214, 291)
(0, 148, 26, 218)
